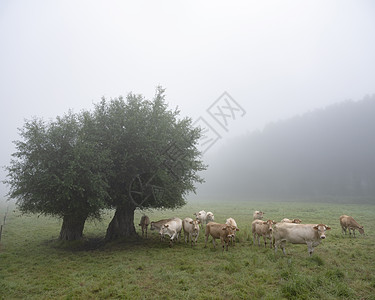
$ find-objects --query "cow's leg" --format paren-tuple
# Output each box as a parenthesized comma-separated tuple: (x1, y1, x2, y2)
(341, 226, 346, 235)
(212, 238, 217, 248)
(281, 241, 287, 255)
(307, 242, 314, 256)
(257, 234, 261, 247)
(204, 234, 209, 248)
(263, 235, 267, 248)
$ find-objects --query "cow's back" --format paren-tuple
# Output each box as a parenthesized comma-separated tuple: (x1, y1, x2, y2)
(205, 222, 223, 238)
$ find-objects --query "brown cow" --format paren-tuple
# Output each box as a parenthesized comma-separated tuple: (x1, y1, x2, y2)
(139, 215, 150, 237)
(252, 219, 276, 248)
(340, 215, 364, 237)
(205, 222, 239, 252)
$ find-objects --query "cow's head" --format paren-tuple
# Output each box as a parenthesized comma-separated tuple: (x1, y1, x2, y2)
(150, 222, 156, 230)
(358, 226, 365, 235)
(222, 225, 239, 239)
(313, 224, 331, 239)
(262, 220, 275, 232)
(189, 220, 200, 232)
(206, 212, 214, 221)
(159, 224, 169, 235)
(292, 218, 302, 224)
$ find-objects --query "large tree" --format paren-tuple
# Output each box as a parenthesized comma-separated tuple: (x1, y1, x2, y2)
(93, 87, 206, 240)
(6, 111, 110, 240)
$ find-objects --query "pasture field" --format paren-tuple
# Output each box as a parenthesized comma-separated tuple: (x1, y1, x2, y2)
(1, 200, 375, 299)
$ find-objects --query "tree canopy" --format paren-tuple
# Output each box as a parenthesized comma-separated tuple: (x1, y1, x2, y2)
(6, 87, 205, 240)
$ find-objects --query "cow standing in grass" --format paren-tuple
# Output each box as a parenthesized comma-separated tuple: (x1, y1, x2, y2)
(194, 210, 207, 228)
(182, 217, 200, 247)
(252, 219, 275, 248)
(159, 218, 183, 247)
(205, 222, 239, 252)
(274, 223, 331, 256)
(150, 218, 174, 241)
(340, 215, 364, 237)
(225, 217, 238, 246)
(253, 210, 264, 220)
(139, 215, 150, 237)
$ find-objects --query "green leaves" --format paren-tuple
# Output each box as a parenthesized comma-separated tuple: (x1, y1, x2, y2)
(6, 87, 206, 221)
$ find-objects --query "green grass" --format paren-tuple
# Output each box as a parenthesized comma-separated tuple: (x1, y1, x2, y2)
(1, 200, 375, 299)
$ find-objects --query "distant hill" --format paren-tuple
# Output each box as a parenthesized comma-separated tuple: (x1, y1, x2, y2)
(199, 95, 375, 203)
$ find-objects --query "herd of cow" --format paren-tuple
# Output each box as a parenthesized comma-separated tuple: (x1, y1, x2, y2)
(138, 210, 365, 256)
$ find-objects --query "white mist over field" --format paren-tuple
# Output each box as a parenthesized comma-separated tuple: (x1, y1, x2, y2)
(1, 1, 375, 200)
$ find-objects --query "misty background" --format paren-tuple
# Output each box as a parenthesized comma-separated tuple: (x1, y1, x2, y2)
(1, 1, 375, 203)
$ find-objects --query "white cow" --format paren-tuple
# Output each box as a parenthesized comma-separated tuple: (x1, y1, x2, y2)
(194, 210, 207, 228)
(150, 218, 174, 241)
(206, 212, 215, 223)
(159, 218, 183, 247)
(253, 210, 264, 220)
(182, 217, 200, 246)
(225, 217, 238, 245)
(281, 218, 302, 224)
(274, 223, 331, 256)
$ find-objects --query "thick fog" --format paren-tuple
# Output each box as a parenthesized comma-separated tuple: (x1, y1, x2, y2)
(1, 1, 375, 201)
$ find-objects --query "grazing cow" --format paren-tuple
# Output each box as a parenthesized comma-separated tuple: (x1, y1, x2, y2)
(206, 212, 215, 223)
(274, 223, 331, 256)
(194, 210, 207, 228)
(225, 217, 238, 245)
(205, 222, 239, 252)
(150, 218, 174, 241)
(281, 218, 302, 224)
(253, 210, 264, 220)
(252, 219, 276, 248)
(182, 217, 200, 247)
(139, 215, 150, 237)
(340, 215, 364, 237)
(159, 218, 183, 247)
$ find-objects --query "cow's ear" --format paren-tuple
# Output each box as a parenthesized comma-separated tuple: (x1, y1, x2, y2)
(197, 220, 201, 224)
(165, 224, 169, 228)
(273, 221, 277, 224)
(313, 226, 318, 230)
(326, 226, 331, 230)
(189, 221, 193, 224)
(222, 226, 227, 230)
(263, 221, 267, 224)
(236, 228, 240, 231)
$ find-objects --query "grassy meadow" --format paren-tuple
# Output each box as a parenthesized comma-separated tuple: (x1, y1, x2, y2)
(1, 200, 375, 299)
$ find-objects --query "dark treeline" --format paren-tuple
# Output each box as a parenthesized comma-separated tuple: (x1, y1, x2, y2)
(200, 95, 375, 203)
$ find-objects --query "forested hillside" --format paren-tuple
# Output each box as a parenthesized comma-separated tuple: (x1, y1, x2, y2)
(200, 95, 375, 202)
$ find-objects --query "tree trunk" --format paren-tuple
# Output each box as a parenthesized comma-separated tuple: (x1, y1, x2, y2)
(59, 214, 87, 241)
(105, 203, 137, 240)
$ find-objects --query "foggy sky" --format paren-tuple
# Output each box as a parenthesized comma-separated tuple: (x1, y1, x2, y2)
(1, 0, 375, 199)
